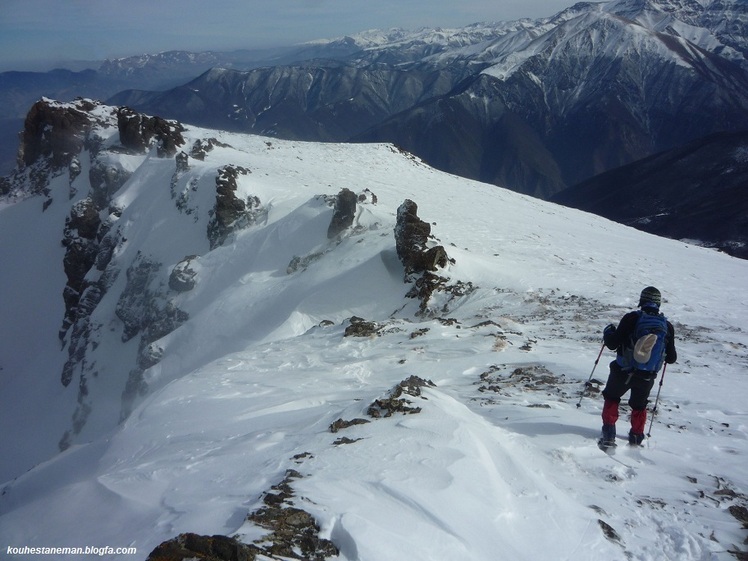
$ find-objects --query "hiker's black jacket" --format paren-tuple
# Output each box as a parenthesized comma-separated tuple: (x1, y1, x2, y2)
(604, 309, 677, 366)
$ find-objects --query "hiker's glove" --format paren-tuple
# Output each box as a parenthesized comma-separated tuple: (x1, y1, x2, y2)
(604, 324, 616, 337)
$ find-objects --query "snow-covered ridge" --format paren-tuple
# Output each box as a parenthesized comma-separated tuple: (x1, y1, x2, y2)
(0, 100, 747, 560)
(482, 0, 746, 82)
(304, 0, 746, 70)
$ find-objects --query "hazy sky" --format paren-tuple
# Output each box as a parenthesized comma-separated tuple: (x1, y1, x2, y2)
(0, 0, 575, 71)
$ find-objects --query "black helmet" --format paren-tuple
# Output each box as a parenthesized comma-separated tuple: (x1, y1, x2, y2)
(639, 286, 661, 308)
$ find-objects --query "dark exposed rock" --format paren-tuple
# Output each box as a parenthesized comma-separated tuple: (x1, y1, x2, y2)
(207, 165, 264, 249)
(405, 274, 475, 315)
(120, 368, 148, 424)
(169, 255, 199, 292)
(333, 436, 363, 445)
(423, 245, 449, 271)
(329, 417, 370, 433)
(394, 199, 429, 272)
(247, 470, 338, 561)
(146, 532, 260, 561)
(397, 375, 437, 397)
(60, 284, 104, 388)
(60, 226, 98, 294)
(394, 199, 448, 274)
(59, 197, 103, 341)
(94, 228, 119, 272)
(343, 316, 381, 337)
(146, 469, 339, 561)
(367, 376, 436, 418)
(115, 255, 189, 360)
(68, 156, 81, 197)
(175, 151, 189, 174)
(598, 520, 622, 543)
(142, 300, 189, 346)
(358, 188, 378, 204)
(410, 327, 430, 338)
(327, 187, 358, 238)
(391, 199, 477, 314)
(116, 106, 185, 157)
(729, 504, 748, 528)
(115, 254, 162, 342)
(477, 363, 580, 403)
(118, 256, 189, 420)
(2, 99, 117, 199)
(171, 155, 199, 214)
(190, 137, 231, 161)
(251, 506, 335, 560)
(88, 159, 132, 210)
(19, 98, 95, 169)
(286, 251, 325, 274)
(65, 196, 100, 239)
(0, 176, 10, 197)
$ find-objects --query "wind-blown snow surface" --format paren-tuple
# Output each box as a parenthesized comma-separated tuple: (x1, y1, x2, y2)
(1, 126, 747, 560)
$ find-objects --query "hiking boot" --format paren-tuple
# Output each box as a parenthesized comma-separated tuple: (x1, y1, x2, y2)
(600, 424, 616, 446)
(628, 431, 645, 446)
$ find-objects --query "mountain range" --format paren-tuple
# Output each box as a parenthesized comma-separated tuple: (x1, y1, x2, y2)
(2, 0, 747, 257)
(110, 0, 748, 201)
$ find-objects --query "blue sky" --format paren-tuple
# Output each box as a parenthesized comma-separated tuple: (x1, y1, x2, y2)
(0, 0, 573, 71)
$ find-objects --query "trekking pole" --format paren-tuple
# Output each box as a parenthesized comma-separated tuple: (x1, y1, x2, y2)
(646, 363, 667, 437)
(576, 341, 606, 408)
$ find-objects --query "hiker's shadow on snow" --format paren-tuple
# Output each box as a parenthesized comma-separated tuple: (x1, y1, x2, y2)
(504, 420, 599, 440)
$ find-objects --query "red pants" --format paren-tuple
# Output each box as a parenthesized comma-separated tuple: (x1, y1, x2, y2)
(603, 399, 647, 434)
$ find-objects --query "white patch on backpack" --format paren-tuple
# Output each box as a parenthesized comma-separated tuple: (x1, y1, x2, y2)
(633, 333, 657, 364)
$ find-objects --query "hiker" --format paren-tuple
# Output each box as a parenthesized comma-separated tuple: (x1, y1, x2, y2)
(600, 286, 677, 446)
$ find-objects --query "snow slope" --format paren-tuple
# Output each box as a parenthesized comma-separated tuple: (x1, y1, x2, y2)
(1, 119, 747, 560)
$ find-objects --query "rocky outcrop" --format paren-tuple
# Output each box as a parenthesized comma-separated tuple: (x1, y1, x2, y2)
(60, 197, 103, 342)
(145, 533, 257, 561)
(88, 158, 132, 210)
(115, 254, 162, 342)
(207, 165, 265, 249)
(394, 199, 448, 275)
(117, 253, 190, 420)
(367, 375, 436, 418)
(7, 98, 113, 198)
(115, 254, 189, 346)
(169, 255, 199, 292)
(146, 470, 338, 561)
(58, 208, 124, 445)
(343, 316, 382, 337)
(190, 137, 230, 161)
(327, 187, 358, 238)
(394, 199, 460, 313)
(247, 470, 339, 561)
(19, 98, 96, 170)
(116, 106, 185, 157)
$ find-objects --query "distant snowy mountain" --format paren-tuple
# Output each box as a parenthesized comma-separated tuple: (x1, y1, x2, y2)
(1, 98, 747, 561)
(114, 0, 748, 204)
(360, 0, 748, 196)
